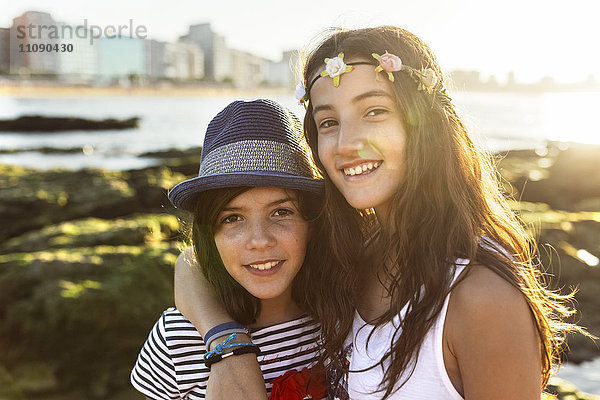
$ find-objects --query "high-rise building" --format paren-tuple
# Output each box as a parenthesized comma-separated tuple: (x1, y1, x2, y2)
(10, 11, 61, 75)
(230, 49, 267, 88)
(180, 23, 231, 82)
(146, 39, 167, 79)
(98, 37, 146, 82)
(164, 41, 204, 81)
(265, 50, 298, 88)
(146, 39, 204, 81)
(57, 23, 99, 82)
(0, 28, 9, 74)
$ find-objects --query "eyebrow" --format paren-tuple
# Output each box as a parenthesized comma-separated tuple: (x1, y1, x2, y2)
(221, 196, 297, 212)
(351, 89, 392, 104)
(312, 89, 393, 114)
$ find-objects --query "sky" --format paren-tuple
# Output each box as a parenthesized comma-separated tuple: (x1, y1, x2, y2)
(2, 0, 599, 84)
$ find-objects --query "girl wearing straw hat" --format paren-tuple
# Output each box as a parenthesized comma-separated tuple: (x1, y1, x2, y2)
(130, 99, 328, 400)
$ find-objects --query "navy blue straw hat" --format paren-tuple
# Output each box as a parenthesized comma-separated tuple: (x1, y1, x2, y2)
(168, 99, 324, 211)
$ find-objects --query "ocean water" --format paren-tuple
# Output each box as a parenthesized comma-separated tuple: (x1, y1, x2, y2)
(555, 358, 600, 395)
(0, 91, 599, 170)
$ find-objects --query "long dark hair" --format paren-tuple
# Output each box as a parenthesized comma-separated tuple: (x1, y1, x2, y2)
(190, 186, 324, 325)
(301, 26, 584, 398)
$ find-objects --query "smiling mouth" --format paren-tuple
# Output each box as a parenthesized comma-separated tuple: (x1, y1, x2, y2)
(246, 260, 283, 271)
(342, 161, 381, 176)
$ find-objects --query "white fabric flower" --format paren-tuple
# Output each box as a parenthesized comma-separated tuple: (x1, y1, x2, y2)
(295, 82, 306, 104)
(325, 57, 347, 78)
(422, 68, 438, 89)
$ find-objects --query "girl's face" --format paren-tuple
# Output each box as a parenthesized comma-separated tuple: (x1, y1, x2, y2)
(214, 187, 310, 302)
(310, 63, 407, 217)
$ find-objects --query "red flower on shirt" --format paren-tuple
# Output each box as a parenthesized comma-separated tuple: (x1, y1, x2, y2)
(270, 366, 327, 400)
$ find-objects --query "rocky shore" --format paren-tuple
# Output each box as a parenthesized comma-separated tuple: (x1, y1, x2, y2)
(0, 143, 599, 399)
(0, 116, 139, 132)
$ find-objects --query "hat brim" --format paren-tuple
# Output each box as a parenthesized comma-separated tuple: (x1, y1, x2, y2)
(168, 172, 325, 211)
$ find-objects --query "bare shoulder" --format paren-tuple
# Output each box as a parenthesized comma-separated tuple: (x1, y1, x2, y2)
(450, 263, 529, 318)
(175, 247, 197, 268)
(445, 263, 542, 399)
(446, 262, 540, 356)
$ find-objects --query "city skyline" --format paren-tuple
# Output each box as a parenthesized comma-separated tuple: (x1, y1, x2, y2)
(1, 0, 599, 84)
(1, 11, 299, 88)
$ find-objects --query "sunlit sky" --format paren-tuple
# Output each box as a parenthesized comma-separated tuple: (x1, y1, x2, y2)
(2, 0, 599, 84)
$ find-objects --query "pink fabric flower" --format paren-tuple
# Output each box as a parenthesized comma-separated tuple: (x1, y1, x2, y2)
(378, 53, 402, 72)
(372, 52, 403, 82)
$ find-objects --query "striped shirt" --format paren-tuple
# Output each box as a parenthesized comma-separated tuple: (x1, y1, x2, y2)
(131, 308, 321, 399)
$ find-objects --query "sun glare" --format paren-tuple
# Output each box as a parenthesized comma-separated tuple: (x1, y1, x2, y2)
(542, 92, 600, 146)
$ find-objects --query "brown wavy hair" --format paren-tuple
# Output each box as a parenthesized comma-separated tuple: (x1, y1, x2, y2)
(191, 187, 325, 326)
(300, 26, 585, 398)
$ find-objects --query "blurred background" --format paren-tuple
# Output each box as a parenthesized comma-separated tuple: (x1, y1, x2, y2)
(0, 1, 599, 399)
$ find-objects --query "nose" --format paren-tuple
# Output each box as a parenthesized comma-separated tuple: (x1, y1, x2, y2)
(336, 121, 364, 157)
(245, 219, 276, 250)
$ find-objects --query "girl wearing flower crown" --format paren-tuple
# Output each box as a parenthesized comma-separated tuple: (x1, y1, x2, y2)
(130, 99, 328, 400)
(173, 28, 585, 399)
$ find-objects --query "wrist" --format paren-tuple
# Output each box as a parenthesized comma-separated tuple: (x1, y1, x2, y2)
(204, 321, 251, 350)
(204, 333, 260, 370)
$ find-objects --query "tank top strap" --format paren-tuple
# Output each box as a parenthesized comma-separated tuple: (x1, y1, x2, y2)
(429, 258, 470, 400)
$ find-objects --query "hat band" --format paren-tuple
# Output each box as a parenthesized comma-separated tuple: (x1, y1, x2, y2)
(199, 140, 316, 178)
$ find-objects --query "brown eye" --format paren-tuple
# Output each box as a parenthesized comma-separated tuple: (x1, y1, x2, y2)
(366, 108, 388, 117)
(318, 119, 338, 130)
(221, 214, 242, 224)
(273, 208, 293, 217)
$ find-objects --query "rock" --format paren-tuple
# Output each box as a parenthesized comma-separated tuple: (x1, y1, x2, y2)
(0, 146, 92, 155)
(13, 362, 59, 395)
(0, 115, 139, 132)
(546, 377, 600, 399)
(0, 210, 183, 396)
(0, 242, 179, 396)
(499, 145, 600, 364)
(0, 214, 181, 253)
(0, 164, 187, 243)
(0, 364, 26, 400)
(509, 201, 600, 362)
(0, 163, 194, 396)
(138, 147, 201, 177)
(138, 146, 202, 159)
(498, 143, 600, 211)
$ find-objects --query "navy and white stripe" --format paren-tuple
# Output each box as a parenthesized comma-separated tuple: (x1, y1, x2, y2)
(131, 308, 321, 399)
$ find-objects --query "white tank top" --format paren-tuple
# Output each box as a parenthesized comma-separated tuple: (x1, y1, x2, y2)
(341, 261, 468, 399)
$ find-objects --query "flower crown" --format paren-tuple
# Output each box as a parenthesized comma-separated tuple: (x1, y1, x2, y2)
(296, 51, 450, 107)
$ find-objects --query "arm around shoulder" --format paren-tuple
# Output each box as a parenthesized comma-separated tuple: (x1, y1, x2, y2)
(174, 247, 234, 336)
(446, 265, 542, 400)
(174, 248, 267, 400)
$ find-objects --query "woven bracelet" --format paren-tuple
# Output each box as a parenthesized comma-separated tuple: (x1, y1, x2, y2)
(204, 333, 254, 361)
(204, 344, 261, 370)
(203, 333, 260, 369)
